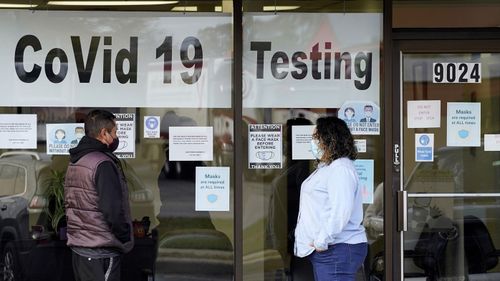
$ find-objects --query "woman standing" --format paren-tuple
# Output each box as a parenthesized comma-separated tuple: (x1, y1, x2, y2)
(294, 116, 367, 281)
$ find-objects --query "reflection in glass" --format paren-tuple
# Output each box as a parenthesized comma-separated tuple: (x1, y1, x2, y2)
(403, 53, 500, 280)
(242, 108, 384, 281)
(404, 197, 500, 280)
(241, 1, 384, 278)
(403, 53, 500, 194)
(155, 109, 234, 281)
(0, 106, 235, 281)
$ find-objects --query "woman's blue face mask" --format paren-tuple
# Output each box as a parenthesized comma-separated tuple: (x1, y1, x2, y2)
(310, 139, 324, 160)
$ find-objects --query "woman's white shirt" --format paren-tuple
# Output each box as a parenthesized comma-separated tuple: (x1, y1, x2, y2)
(294, 157, 367, 258)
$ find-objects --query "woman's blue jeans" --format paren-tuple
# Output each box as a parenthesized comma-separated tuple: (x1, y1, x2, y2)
(308, 242, 367, 281)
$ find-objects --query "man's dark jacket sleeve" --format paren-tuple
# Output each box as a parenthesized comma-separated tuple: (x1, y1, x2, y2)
(95, 162, 131, 243)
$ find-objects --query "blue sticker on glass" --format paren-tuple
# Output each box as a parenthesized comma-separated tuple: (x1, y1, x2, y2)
(419, 135, 430, 146)
(458, 129, 469, 139)
(145, 117, 159, 130)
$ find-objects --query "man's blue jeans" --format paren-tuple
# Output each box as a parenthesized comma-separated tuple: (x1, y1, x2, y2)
(308, 242, 367, 281)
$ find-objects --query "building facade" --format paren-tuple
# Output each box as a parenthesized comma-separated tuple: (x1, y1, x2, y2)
(1, 1, 500, 280)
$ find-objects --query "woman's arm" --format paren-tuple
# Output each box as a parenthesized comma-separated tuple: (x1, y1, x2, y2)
(313, 165, 357, 250)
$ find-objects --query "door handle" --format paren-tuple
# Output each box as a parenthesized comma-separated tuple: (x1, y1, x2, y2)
(397, 190, 407, 232)
(1, 205, 7, 211)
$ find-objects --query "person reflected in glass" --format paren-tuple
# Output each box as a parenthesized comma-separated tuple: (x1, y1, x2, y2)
(294, 116, 367, 281)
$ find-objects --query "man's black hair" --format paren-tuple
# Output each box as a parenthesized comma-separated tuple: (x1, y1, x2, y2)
(84, 110, 116, 138)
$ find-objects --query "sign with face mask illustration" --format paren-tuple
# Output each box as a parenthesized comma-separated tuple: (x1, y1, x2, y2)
(248, 124, 282, 169)
(46, 123, 84, 155)
(114, 113, 135, 158)
(446, 102, 480, 147)
(195, 166, 230, 212)
(339, 101, 380, 135)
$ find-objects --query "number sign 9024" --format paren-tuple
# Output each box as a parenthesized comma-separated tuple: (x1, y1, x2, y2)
(433, 62, 481, 84)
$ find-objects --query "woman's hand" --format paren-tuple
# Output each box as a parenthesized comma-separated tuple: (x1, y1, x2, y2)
(310, 243, 327, 252)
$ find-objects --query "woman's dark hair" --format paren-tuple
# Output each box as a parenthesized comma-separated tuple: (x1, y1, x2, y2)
(84, 109, 116, 138)
(314, 116, 357, 163)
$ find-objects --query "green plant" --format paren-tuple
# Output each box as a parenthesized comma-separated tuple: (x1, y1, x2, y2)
(45, 169, 66, 232)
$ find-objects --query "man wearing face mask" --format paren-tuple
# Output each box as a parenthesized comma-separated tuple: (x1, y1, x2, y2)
(64, 109, 133, 281)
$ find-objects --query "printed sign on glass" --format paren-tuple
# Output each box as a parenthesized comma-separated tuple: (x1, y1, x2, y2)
(46, 123, 84, 155)
(292, 125, 315, 160)
(407, 100, 441, 128)
(354, 159, 374, 204)
(243, 13, 381, 108)
(144, 116, 160, 139)
(169, 126, 213, 161)
(415, 133, 434, 162)
(484, 134, 500, 151)
(0, 11, 231, 108)
(248, 124, 282, 169)
(446, 102, 481, 147)
(195, 166, 230, 212)
(339, 101, 380, 135)
(354, 139, 367, 153)
(0, 114, 37, 149)
(114, 113, 135, 158)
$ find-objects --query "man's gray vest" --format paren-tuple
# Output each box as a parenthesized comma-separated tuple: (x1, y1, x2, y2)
(64, 151, 134, 253)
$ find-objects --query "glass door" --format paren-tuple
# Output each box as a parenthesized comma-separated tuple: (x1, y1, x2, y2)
(399, 48, 500, 280)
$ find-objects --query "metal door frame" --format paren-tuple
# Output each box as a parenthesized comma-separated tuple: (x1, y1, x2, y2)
(388, 35, 500, 280)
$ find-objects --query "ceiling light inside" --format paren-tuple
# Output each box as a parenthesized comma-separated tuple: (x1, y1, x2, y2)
(0, 3, 38, 8)
(214, 6, 222, 12)
(262, 6, 300, 11)
(171, 6, 197, 12)
(47, 1, 178, 6)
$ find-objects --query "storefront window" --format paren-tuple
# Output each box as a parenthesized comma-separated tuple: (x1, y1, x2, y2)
(241, 1, 384, 280)
(0, 1, 388, 280)
(0, 2, 233, 281)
